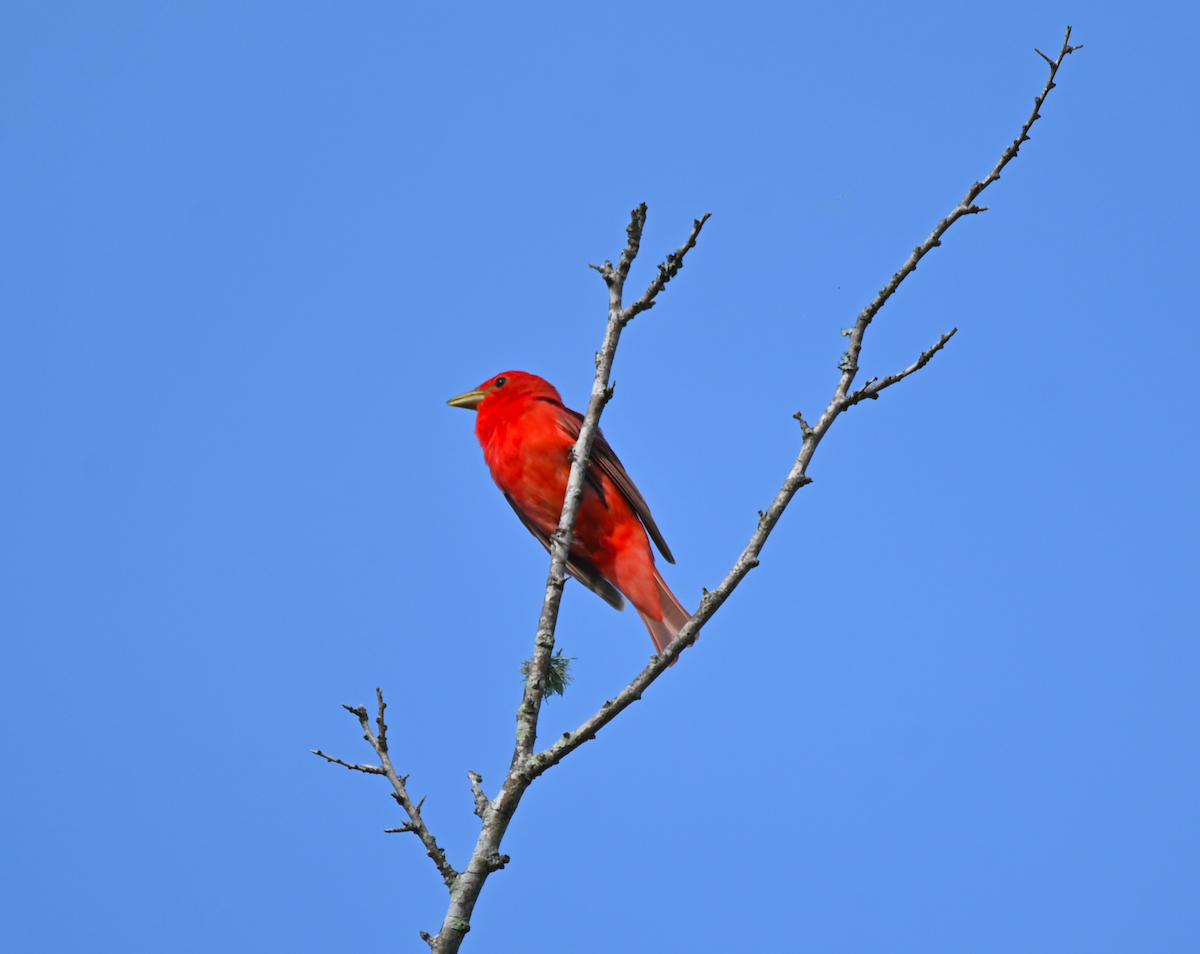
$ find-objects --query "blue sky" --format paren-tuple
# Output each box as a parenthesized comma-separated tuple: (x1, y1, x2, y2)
(2, 2, 1197, 952)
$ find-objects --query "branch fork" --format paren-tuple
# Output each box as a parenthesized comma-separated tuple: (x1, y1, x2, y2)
(315, 27, 1082, 954)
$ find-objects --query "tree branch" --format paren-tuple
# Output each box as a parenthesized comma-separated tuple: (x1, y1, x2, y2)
(467, 771, 491, 821)
(311, 750, 386, 775)
(833, 26, 1081, 390)
(622, 213, 711, 323)
(313, 690, 459, 892)
(319, 27, 1082, 954)
(844, 328, 958, 407)
(513, 204, 710, 768)
(417, 205, 709, 953)
(522, 27, 1081, 779)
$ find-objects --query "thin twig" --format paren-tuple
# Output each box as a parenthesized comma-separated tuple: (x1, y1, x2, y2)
(315, 690, 459, 891)
(845, 329, 958, 407)
(622, 213, 711, 323)
(311, 750, 387, 775)
(834, 26, 1081, 390)
(468, 771, 491, 821)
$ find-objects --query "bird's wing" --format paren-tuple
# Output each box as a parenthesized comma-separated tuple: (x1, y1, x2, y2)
(502, 492, 626, 611)
(552, 403, 676, 565)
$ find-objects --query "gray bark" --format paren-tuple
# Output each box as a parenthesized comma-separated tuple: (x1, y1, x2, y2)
(314, 27, 1082, 953)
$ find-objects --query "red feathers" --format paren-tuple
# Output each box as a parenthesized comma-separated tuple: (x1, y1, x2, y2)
(449, 371, 690, 654)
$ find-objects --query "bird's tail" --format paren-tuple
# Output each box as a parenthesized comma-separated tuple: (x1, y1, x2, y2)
(637, 567, 695, 660)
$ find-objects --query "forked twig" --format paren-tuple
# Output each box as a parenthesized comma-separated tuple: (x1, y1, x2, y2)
(314, 689, 458, 890)
(845, 329, 958, 407)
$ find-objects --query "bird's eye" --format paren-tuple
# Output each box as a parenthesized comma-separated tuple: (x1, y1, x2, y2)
(494, 376, 507, 387)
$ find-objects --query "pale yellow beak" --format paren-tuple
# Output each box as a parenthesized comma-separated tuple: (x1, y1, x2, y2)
(446, 389, 486, 410)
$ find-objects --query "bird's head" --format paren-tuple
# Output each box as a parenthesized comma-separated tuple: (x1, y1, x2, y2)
(446, 371, 561, 412)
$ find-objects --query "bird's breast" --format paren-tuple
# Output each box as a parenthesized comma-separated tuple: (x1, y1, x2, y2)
(479, 408, 573, 530)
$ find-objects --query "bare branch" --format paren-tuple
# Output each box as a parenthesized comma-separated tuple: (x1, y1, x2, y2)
(845, 329, 957, 407)
(321, 29, 1082, 954)
(315, 690, 459, 892)
(834, 26, 1081, 392)
(622, 213, 711, 322)
(513, 203, 710, 767)
(468, 771, 491, 821)
(523, 28, 1081, 780)
(311, 749, 386, 775)
(413, 205, 710, 953)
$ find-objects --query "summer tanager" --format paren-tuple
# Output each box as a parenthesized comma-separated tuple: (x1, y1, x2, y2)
(448, 371, 691, 654)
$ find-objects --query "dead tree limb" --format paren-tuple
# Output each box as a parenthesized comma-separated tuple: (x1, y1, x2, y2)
(518, 26, 1081, 787)
(313, 690, 458, 891)
(316, 27, 1082, 953)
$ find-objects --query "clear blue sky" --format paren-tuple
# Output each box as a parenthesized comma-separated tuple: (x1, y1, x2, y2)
(2, 3, 1196, 952)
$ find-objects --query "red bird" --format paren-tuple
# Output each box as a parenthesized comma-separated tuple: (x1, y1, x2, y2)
(448, 371, 691, 654)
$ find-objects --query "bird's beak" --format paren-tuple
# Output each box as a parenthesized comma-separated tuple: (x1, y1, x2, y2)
(446, 389, 486, 410)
